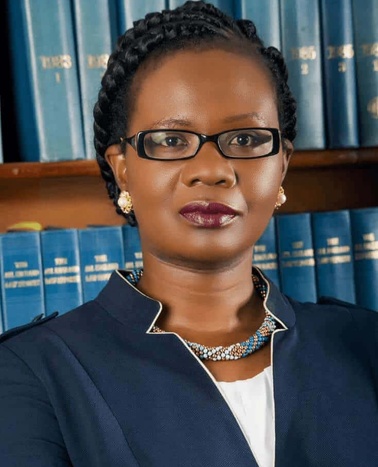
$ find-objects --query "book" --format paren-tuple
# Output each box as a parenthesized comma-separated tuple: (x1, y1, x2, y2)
(320, 0, 359, 148)
(351, 0, 378, 147)
(6, 0, 85, 162)
(0, 101, 3, 163)
(276, 213, 317, 303)
(253, 217, 281, 289)
(280, 0, 326, 149)
(0, 231, 45, 330)
(40, 229, 83, 316)
(312, 210, 356, 303)
(167, 0, 234, 17)
(117, 0, 167, 33)
(350, 207, 378, 311)
(72, 0, 117, 160)
(78, 226, 125, 302)
(122, 224, 143, 270)
(235, 0, 281, 49)
(0, 235, 4, 334)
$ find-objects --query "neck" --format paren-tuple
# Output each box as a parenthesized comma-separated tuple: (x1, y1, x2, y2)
(136, 254, 263, 333)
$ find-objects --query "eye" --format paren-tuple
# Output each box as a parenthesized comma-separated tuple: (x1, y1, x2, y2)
(150, 132, 188, 147)
(228, 130, 271, 147)
(230, 133, 256, 146)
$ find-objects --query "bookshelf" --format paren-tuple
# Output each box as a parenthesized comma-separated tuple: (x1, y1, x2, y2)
(0, 1, 377, 234)
(1, 148, 377, 232)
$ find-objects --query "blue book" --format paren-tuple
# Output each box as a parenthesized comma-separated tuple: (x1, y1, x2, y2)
(73, 0, 117, 160)
(0, 234, 4, 334)
(253, 217, 281, 290)
(276, 213, 317, 303)
(0, 232, 45, 331)
(7, 0, 85, 162)
(0, 101, 3, 163)
(117, 0, 167, 33)
(40, 229, 83, 316)
(235, 0, 281, 49)
(280, 0, 326, 149)
(78, 226, 125, 302)
(350, 207, 378, 311)
(320, 0, 359, 148)
(351, 0, 378, 147)
(122, 224, 143, 270)
(312, 210, 356, 303)
(168, 1, 233, 17)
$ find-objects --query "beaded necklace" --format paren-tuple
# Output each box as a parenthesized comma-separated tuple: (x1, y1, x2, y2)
(125, 268, 277, 361)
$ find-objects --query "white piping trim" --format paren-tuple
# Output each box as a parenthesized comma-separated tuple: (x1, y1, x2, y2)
(117, 268, 289, 467)
(255, 266, 289, 467)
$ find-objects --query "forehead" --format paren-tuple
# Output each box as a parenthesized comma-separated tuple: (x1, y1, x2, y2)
(129, 48, 278, 132)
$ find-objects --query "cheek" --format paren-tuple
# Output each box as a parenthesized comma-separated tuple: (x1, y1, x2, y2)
(126, 160, 179, 213)
(239, 158, 282, 207)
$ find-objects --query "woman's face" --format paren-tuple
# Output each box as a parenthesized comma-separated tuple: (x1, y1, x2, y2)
(106, 48, 293, 269)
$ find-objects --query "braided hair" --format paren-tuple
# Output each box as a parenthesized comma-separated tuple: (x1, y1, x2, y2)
(93, 0, 297, 225)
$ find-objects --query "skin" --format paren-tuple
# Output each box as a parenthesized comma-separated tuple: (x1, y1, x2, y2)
(106, 48, 293, 381)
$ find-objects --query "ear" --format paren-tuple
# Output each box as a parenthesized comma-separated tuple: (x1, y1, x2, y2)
(105, 144, 129, 191)
(280, 139, 294, 183)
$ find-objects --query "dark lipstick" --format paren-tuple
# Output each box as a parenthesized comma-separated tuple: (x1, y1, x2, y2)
(179, 202, 237, 228)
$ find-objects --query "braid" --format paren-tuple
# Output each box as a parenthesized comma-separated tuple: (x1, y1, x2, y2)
(93, 1, 297, 224)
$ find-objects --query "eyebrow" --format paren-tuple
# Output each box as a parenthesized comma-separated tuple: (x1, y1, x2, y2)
(150, 118, 192, 129)
(150, 113, 267, 129)
(222, 112, 266, 124)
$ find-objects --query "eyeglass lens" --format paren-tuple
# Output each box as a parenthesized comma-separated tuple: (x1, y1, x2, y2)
(143, 129, 274, 160)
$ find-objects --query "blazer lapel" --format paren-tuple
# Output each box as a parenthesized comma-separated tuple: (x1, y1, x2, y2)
(95, 270, 259, 466)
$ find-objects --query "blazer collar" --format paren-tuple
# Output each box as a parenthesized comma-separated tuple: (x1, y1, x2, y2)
(96, 268, 296, 332)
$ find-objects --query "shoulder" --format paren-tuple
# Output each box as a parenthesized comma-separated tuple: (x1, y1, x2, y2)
(0, 312, 59, 344)
(0, 299, 108, 355)
(287, 295, 378, 338)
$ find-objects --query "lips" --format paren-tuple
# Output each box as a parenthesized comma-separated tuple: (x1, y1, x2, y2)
(179, 202, 238, 228)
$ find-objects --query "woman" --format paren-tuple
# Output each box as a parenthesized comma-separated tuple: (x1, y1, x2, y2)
(1, 2, 377, 466)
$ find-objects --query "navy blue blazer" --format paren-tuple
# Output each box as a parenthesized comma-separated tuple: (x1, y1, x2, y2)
(0, 268, 377, 467)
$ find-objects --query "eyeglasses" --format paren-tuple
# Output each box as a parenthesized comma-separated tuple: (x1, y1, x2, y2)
(123, 128, 281, 161)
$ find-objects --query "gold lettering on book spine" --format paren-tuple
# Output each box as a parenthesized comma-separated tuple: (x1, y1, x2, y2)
(354, 233, 378, 261)
(39, 55, 73, 69)
(327, 44, 354, 59)
(87, 54, 110, 69)
(367, 97, 378, 119)
(361, 43, 378, 57)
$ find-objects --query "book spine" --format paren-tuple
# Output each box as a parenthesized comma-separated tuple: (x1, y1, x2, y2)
(276, 213, 317, 303)
(40, 229, 83, 315)
(167, 1, 234, 17)
(7, 0, 85, 162)
(320, 0, 359, 148)
(351, 0, 378, 147)
(350, 207, 378, 311)
(79, 226, 125, 302)
(235, 0, 281, 49)
(0, 235, 4, 333)
(312, 210, 356, 303)
(117, 0, 167, 33)
(0, 102, 3, 163)
(122, 224, 143, 270)
(73, 0, 117, 160)
(280, 0, 326, 149)
(253, 217, 281, 290)
(0, 232, 45, 330)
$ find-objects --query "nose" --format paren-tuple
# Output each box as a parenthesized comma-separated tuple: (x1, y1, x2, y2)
(180, 142, 237, 188)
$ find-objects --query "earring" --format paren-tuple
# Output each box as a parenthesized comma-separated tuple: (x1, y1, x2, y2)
(118, 191, 133, 214)
(275, 186, 287, 210)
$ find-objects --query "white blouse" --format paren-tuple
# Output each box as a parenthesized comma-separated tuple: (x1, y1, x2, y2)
(216, 366, 274, 467)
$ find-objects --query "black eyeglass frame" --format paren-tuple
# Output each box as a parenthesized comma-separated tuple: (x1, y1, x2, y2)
(124, 127, 281, 161)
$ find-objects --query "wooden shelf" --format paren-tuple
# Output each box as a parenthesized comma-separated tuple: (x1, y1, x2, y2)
(1, 147, 377, 232)
(0, 147, 377, 179)
(0, 159, 100, 179)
